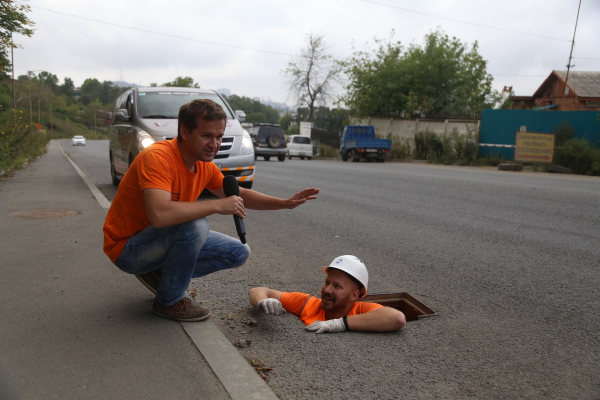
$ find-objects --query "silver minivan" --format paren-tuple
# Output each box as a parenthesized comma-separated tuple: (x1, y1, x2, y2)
(109, 87, 255, 188)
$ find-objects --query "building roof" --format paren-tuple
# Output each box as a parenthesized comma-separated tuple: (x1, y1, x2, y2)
(533, 71, 600, 98)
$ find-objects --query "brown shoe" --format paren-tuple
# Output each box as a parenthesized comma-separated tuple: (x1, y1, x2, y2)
(152, 297, 211, 322)
(135, 271, 160, 295)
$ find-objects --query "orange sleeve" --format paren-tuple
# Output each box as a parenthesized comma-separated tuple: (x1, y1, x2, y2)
(280, 292, 310, 316)
(138, 149, 173, 192)
(349, 301, 384, 316)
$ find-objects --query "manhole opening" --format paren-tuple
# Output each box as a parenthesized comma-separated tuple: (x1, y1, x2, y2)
(7, 209, 79, 219)
(362, 292, 437, 322)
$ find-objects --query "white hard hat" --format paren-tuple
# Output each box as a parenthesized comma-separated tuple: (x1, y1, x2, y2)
(322, 255, 369, 297)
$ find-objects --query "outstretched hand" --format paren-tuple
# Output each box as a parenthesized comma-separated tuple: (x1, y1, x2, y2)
(284, 188, 320, 209)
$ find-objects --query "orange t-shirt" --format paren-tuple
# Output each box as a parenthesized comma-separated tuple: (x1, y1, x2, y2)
(280, 292, 383, 326)
(103, 138, 224, 262)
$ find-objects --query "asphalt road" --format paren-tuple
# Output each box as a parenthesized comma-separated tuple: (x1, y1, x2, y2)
(63, 139, 600, 400)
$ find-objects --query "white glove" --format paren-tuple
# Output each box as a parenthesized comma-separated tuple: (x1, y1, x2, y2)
(305, 318, 346, 334)
(257, 298, 287, 316)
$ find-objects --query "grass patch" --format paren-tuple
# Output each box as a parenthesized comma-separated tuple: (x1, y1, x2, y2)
(317, 143, 338, 158)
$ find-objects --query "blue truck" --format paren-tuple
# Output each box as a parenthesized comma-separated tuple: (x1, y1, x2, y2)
(340, 125, 392, 163)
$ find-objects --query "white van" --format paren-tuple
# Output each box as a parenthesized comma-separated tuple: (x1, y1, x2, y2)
(286, 135, 313, 160)
(109, 87, 255, 188)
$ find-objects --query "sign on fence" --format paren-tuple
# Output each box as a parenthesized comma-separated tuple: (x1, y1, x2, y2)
(300, 121, 312, 137)
(515, 132, 555, 163)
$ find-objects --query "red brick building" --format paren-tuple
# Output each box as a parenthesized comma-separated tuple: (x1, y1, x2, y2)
(509, 70, 600, 111)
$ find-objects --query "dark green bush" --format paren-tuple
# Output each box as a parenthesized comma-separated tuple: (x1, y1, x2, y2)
(554, 120, 575, 147)
(386, 133, 412, 160)
(414, 128, 479, 165)
(554, 138, 600, 176)
(0, 107, 48, 173)
(318, 143, 337, 158)
(414, 130, 443, 160)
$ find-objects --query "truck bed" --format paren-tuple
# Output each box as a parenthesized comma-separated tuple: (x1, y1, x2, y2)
(345, 138, 392, 150)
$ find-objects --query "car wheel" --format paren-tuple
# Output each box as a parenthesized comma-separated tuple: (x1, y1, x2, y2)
(278, 154, 285, 162)
(288, 155, 292, 160)
(264, 156, 270, 161)
(377, 158, 385, 163)
(266, 135, 281, 148)
(254, 153, 258, 160)
(307, 157, 312, 160)
(342, 152, 348, 162)
(110, 153, 121, 187)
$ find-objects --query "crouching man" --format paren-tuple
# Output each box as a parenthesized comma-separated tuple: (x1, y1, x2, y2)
(249, 256, 406, 333)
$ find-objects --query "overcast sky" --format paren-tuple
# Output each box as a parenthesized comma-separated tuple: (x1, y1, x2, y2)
(12, 0, 600, 107)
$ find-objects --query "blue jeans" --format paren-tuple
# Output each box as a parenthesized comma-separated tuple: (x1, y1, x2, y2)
(114, 218, 250, 306)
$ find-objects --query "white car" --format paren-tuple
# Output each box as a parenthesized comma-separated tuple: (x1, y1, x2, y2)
(72, 135, 86, 146)
(286, 135, 313, 160)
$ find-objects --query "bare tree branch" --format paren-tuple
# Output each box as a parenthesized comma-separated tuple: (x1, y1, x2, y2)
(283, 33, 340, 122)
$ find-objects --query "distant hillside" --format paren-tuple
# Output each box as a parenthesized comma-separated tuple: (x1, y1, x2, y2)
(113, 81, 139, 88)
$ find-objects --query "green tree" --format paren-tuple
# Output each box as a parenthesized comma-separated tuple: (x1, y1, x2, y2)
(79, 78, 121, 106)
(80, 78, 102, 106)
(162, 76, 199, 88)
(224, 94, 280, 124)
(283, 33, 340, 122)
(0, 0, 35, 78)
(246, 112, 267, 124)
(342, 29, 500, 118)
(279, 113, 294, 130)
(341, 36, 407, 117)
(60, 77, 75, 96)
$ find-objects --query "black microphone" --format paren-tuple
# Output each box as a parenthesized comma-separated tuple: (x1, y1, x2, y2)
(222, 176, 246, 244)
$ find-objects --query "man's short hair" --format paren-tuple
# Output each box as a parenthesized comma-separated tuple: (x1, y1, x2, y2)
(326, 267, 364, 296)
(177, 99, 227, 139)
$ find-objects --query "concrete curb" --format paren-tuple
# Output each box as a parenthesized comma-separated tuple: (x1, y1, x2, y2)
(59, 142, 278, 400)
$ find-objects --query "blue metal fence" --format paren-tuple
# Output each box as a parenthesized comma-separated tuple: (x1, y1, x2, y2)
(478, 109, 600, 159)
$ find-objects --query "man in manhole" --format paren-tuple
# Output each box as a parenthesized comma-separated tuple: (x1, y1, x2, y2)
(249, 256, 406, 333)
(103, 99, 319, 322)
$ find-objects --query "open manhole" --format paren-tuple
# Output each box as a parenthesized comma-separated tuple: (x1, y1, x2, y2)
(362, 292, 437, 322)
(7, 209, 79, 219)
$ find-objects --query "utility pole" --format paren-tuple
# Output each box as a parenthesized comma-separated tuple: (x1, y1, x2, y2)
(28, 71, 32, 129)
(560, 0, 582, 111)
(11, 33, 16, 130)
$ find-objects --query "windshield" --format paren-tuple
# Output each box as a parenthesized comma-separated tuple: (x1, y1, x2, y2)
(137, 91, 234, 119)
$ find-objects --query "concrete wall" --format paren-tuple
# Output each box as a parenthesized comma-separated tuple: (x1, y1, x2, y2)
(349, 116, 481, 139)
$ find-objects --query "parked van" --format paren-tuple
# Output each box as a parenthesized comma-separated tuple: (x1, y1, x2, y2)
(286, 135, 313, 160)
(109, 87, 255, 188)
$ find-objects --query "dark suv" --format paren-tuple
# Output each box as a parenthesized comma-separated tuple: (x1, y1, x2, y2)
(249, 124, 287, 161)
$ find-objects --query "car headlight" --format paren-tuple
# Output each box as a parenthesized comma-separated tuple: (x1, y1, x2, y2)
(138, 131, 155, 149)
(239, 130, 254, 155)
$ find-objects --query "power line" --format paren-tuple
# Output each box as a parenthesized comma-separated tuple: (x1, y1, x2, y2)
(492, 74, 546, 77)
(359, 0, 571, 43)
(28, 5, 296, 57)
(572, 57, 600, 61)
